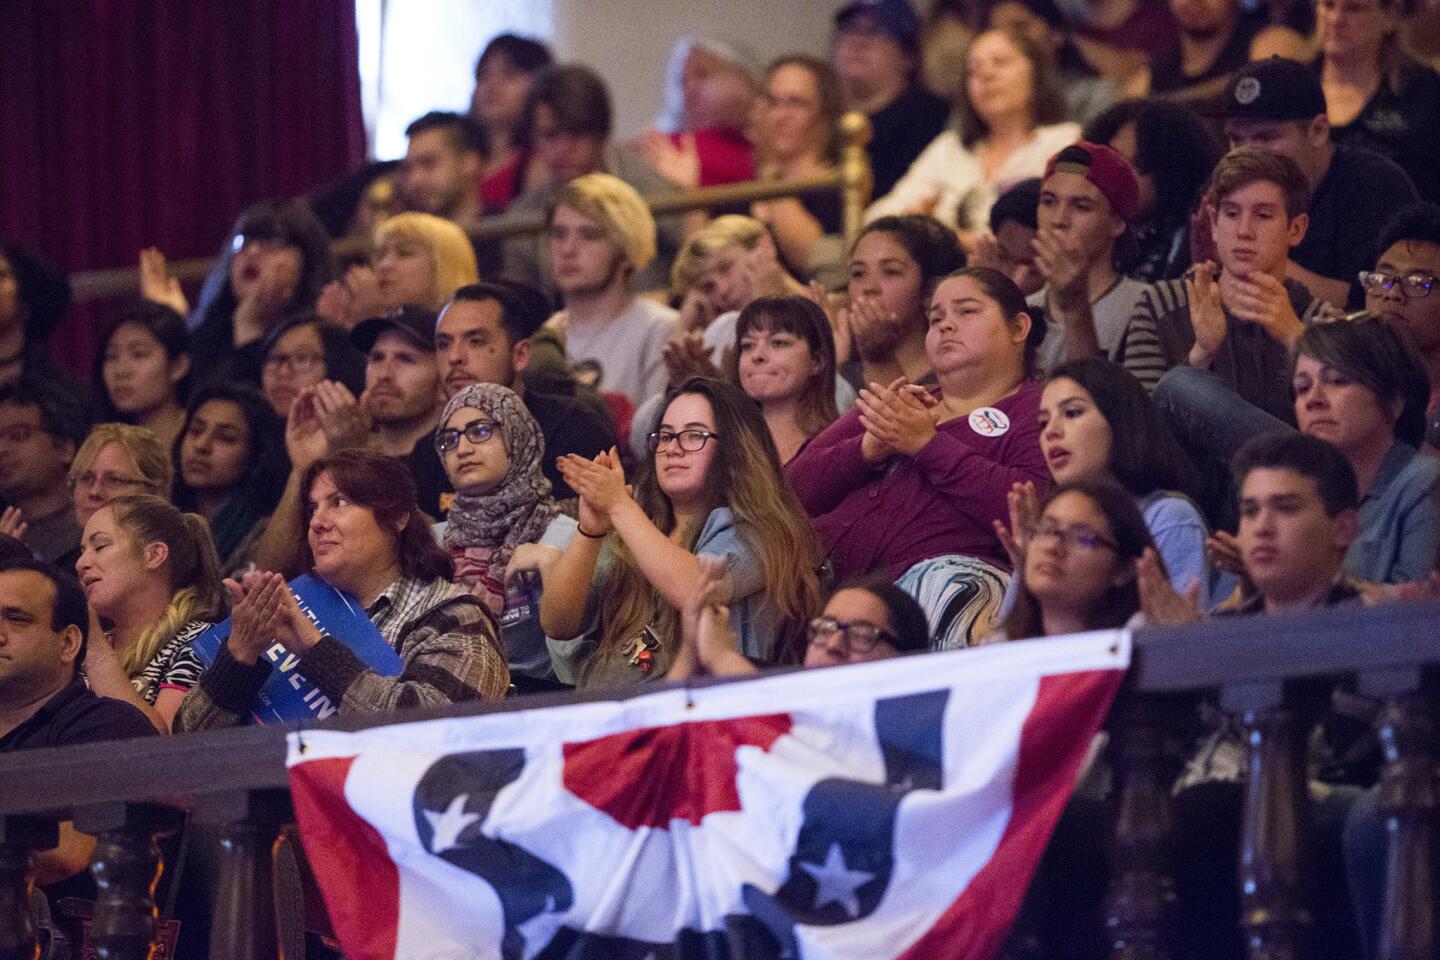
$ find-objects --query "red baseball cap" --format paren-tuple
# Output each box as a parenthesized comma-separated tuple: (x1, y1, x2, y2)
(1044, 142, 1141, 226)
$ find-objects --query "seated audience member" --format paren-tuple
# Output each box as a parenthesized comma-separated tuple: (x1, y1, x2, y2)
(1149, 147, 1343, 475)
(157, 199, 335, 371)
(96, 301, 193, 454)
(545, 173, 680, 408)
(832, 0, 950, 200)
(988, 0, 1119, 125)
(504, 64, 681, 293)
(788, 267, 1049, 648)
(401, 111, 489, 233)
(1361, 202, 1440, 446)
(469, 33, 554, 211)
(177, 449, 508, 731)
(993, 480, 1154, 640)
(973, 178, 1043, 296)
(0, 559, 156, 893)
(318, 212, 480, 330)
(750, 55, 847, 281)
(671, 565, 931, 678)
(1084, 98, 1221, 283)
(435, 384, 576, 682)
(1006, 359, 1212, 602)
(1315, 0, 1440, 203)
(865, 28, 1080, 236)
(0, 377, 93, 566)
(352, 306, 444, 458)
(539, 378, 822, 687)
(76, 495, 227, 732)
(172, 383, 288, 578)
(257, 313, 367, 420)
(1026, 142, 1165, 385)
(639, 38, 758, 188)
(0, 243, 76, 388)
(732, 296, 842, 465)
(1148, 0, 1305, 105)
(1223, 57, 1417, 309)
(1292, 318, 1439, 585)
(419, 282, 616, 516)
(68, 424, 173, 529)
(840, 215, 967, 388)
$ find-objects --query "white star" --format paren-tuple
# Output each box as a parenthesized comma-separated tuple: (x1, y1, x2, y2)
(798, 843, 874, 919)
(423, 794, 482, 854)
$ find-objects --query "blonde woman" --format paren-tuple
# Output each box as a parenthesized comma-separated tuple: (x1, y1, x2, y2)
(68, 423, 173, 529)
(75, 495, 226, 732)
(318, 212, 480, 328)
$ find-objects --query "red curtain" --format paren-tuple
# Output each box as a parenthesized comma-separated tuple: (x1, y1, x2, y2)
(0, 0, 367, 375)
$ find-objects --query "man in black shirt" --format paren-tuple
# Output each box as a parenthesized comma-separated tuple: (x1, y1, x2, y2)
(1223, 57, 1418, 310)
(414, 280, 615, 517)
(832, 0, 950, 199)
(0, 559, 157, 888)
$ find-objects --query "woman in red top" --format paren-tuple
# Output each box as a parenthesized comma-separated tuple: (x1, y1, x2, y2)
(787, 266, 1048, 648)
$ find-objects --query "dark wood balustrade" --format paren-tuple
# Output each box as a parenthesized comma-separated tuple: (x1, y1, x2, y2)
(0, 599, 1435, 960)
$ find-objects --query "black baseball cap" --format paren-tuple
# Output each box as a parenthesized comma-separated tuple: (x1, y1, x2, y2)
(350, 305, 438, 354)
(1225, 58, 1327, 122)
(835, 0, 922, 52)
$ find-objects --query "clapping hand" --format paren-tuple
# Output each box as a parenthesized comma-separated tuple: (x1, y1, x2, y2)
(312, 380, 371, 451)
(1032, 227, 1090, 305)
(847, 297, 909, 364)
(1136, 547, 1202, 627)
(138, 248, 189, 316)
(1224, 272, 1303, 347)
(224, 571, 286, 665)
(857, 377, 939, 460)
(556, 447, 630, 532)
(992, 480, 1041, 570)
(662, 332, 721, 385)
(636, 131, 701, 189)
(1185, 261, 1226, 367)
(0, 506, 27, 542)
(805, 280, 852, 367)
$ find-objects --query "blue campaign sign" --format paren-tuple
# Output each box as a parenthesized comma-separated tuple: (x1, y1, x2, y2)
(190, 574, 402, 725)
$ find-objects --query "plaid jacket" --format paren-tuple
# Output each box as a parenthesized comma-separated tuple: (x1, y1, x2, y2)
(176, 576, 507, 732)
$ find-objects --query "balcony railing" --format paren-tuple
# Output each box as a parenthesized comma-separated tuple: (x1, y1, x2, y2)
(0, 598, 1434, 960)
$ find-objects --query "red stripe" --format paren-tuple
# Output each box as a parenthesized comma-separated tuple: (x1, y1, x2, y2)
(289, 756, 401, 960)
(896, 668, 1126, 960)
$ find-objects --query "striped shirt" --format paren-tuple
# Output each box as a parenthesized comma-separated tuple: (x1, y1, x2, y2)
(126, 620, 207, 704)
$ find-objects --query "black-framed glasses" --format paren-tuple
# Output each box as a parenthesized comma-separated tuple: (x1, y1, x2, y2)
(1359, 270, 1437, 298)
(807, 616, 895, 655)
(435, 420, 498, 454)
(1030, 519, 1118, 552)
(646, 429, 719, 453)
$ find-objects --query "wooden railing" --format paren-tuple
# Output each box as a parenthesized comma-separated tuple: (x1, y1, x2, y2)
(0, 599, 1434, 960)
(66, 113, 875, 306)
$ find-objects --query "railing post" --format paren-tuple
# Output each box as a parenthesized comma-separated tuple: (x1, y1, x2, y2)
(838, 111, 873, 248)
(199, 789, 292, 960)
(1366, 675, 1436, 960)
(1226, 682, 1310, 960)
(1105, 693, 1180, 960)
(0, 816, 59, 960)
(75, 802, 183, 960)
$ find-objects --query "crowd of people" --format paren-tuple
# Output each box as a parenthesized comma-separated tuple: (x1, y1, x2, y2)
(4, 0, 1440, 956)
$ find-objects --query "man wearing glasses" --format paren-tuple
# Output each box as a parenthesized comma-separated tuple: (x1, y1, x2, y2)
(1363, 202, 1440, 449)
(0, 376, 93, 567)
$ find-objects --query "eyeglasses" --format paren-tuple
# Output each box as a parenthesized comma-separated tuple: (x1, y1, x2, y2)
(1359, 270, 1437, 298)
(807, 616, 895, 655)
(1030, 519, 1118, 552)
(67, 471, 151, 495)
(263, 351, 325, 373)
(0, 424, 47, 445)
(435, 419, 498, 454)
(646, 430, 719, 453)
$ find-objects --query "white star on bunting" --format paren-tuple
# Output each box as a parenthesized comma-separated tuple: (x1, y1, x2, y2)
(423, 794, 482, 854)
(799, 843, 874, 918)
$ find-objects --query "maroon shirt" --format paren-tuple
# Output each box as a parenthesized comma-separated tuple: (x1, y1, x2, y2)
(787, 381, 1048, 581)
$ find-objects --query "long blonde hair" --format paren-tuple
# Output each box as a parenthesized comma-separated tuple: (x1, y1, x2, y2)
(592, 378, 823, 675)
(375, 213, 479, 309)
(107, 495, 227, 677)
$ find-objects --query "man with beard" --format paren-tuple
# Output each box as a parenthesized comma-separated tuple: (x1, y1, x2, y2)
(1149, 0, 1304, 105)
(352, 306, 444, 457)
(544, 174, 679, 408)
(402, 111, 503, 278)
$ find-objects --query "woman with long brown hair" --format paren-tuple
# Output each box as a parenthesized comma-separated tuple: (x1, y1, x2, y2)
(540, 377, 822, 687)
(729, 295, 841, 464)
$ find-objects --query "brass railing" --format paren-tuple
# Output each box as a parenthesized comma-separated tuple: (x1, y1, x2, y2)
(66, 112, 874, 306)
(0, 599, 1434, 959)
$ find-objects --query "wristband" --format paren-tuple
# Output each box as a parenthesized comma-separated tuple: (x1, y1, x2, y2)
(577, 523, 607, 539)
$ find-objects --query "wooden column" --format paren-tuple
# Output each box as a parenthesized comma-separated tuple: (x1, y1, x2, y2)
(1105, 694, 1179, 960)
(200, 789, 291, 960)
(1227, 681, 1310, 960)
(838, 111, 873, 247)
(0, 817, 58, 960)
(1369, 682, 1437, 960)
(75, 802, 183, 960)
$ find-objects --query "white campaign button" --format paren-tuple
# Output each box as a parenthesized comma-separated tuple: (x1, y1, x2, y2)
(968, 407, 1010, 437)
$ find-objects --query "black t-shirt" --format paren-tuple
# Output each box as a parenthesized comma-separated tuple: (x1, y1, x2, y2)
(1324, 59, 1440, 205)
(867, 86, 951, 200)
(410, 388, 617, 518)
(0, 680, 157, 752)
(1292, 145, 1418, 310)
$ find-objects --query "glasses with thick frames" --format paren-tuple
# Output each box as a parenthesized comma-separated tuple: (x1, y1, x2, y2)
(646, 430, 719, 453)
(1359, 270, 1437, 298)
(807, 616, 896, 655)
(435, 420, 498, 454)
(1029, 519, 1118, 552)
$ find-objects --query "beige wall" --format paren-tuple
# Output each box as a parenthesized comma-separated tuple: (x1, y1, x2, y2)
(551, 0, 850, 140)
